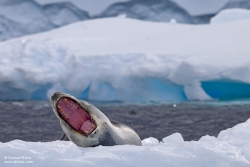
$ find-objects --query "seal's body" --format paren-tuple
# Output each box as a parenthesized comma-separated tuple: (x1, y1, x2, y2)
(50, 92, 141, 147)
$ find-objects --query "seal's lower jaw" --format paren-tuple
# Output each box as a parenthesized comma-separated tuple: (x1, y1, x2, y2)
(56, 97, 97, 136)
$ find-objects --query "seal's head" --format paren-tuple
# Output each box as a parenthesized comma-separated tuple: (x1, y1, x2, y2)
(50, 92, 111, 147)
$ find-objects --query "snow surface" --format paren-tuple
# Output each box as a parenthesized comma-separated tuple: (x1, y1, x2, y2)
(0, 10, 250, 102)
(2, 119, 250, 166)
(211, 9, 250, 24)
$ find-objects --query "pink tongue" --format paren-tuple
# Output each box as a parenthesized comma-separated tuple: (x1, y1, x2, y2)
(80, 120, 93, 132)
(57, 97, 96, 134)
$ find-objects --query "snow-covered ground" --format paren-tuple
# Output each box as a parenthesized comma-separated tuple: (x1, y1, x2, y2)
(1, 118, 250, 166)
(0, 9, 250, 102)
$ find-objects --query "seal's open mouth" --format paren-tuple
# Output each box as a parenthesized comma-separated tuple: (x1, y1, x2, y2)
(57, 97, 97, 135)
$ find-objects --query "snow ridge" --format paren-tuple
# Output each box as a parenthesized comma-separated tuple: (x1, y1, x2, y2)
(96, 0, 194, 24)
(0, 0, 89, 41)
(222, 0, 250, 10)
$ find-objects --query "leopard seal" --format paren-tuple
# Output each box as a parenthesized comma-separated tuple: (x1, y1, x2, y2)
(50, 92, 142, 147)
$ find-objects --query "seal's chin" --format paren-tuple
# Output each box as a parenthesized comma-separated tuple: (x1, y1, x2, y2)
(56, 97, 97, 135)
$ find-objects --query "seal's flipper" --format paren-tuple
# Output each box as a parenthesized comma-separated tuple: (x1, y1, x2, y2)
(60, 133, 69, 141)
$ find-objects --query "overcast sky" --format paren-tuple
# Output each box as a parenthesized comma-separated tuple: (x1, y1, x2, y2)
(35, 0, 230, 16)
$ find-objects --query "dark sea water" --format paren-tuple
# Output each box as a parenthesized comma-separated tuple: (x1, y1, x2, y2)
(1, 100, 250, 142)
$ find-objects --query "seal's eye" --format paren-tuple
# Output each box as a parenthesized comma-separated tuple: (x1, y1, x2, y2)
(57, 97, 97, 135)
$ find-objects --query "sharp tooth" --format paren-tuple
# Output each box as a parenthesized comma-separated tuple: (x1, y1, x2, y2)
(90, 127, 98, 135)
(57, 105, 69, 119)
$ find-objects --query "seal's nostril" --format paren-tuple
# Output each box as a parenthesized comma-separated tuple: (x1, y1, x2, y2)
(51, 94, 56, 101)
(50, 92, 64, 101)
(51, 92, 61, 101)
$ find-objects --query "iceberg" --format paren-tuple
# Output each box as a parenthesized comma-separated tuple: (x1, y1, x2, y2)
(1, 119, 250, 167)
(0, 12, 250, 102)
